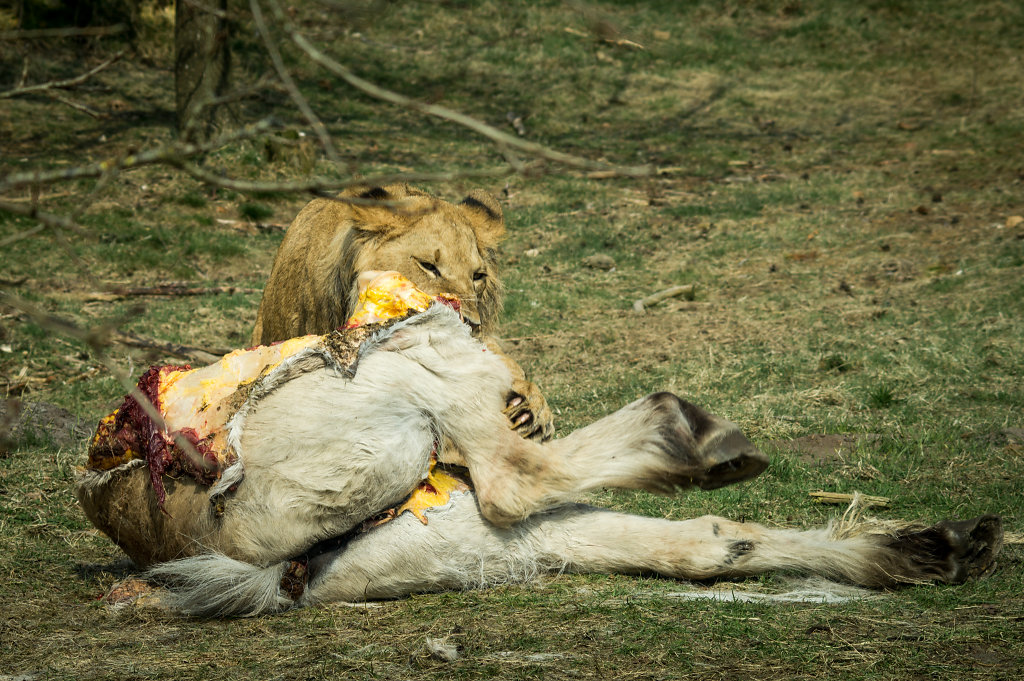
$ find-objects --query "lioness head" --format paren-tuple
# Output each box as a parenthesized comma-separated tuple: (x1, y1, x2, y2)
(252, 184, 506, 345)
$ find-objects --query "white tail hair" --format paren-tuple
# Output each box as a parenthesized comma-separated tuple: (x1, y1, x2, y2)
(145, 555, 292, 617)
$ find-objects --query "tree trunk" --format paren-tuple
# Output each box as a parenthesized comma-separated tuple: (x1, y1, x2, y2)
(174, 0, 231, 143)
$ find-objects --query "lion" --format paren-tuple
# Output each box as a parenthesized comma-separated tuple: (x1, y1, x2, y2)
(252, 184, 553, 440)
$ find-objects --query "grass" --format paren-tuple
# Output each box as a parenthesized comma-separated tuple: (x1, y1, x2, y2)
(2, 0, 1024, 679)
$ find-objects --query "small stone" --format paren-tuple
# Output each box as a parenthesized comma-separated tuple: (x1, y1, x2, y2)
(424, 637, 460, 662)
(1005, 215, 1023, 229)
(581, 254, 616, 270)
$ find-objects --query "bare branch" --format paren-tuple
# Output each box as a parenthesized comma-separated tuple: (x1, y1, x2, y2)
(0, 224, 46, 250)
(268, 0, 653, 179)
(0, 25, 128, 41)
(250, 0, 347, 172)
(113, 332, 230, 365)
(1, 290, 117, 352)
(85, 283, 261, 301)
(0, 200, 88, 235)
(0, 50, 126, 100)
(179, 161, 516, 196)
(0, 291, 210, 469)
(0, 118, 279, 192)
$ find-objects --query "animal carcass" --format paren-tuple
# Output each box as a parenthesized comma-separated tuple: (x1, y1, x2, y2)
(78, 272, 1003, 616)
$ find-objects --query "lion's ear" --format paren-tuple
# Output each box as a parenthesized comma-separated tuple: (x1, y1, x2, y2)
(346, 186, 397, 233)
(347, 185, 422, 232)
(460, 190, 505, 246)
(357, 186, 392, 202)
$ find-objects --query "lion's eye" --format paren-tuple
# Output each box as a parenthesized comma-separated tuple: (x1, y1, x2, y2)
(416, 259, 441, 277)
(473, 271, 487, 282)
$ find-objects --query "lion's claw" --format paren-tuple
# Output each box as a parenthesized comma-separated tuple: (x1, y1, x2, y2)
(504, 379, 554, 442)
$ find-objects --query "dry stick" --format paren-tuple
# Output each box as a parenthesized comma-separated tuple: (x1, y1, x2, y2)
(270, 0, 653, 180)
(0, 224, 46, 249)
(809, 491, 890, 508)
(632, 284, 696, 313)
(2, 192, 73, 203)
(0, 49, 126, 100)
(250, 0, 347, 172)
(563, 27, 646, 50)
(45, 91, 104, 118)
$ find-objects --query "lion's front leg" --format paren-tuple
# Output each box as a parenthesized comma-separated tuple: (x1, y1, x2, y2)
(483, 336, 554, 441)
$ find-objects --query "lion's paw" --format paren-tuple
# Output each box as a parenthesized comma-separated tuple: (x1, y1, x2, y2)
(504, 378, 555, 442)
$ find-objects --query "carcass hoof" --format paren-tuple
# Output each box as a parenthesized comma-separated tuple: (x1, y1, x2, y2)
(696, 430, 769, 490)
(936, 514, 1003, 582)
(648, 393, 770, 490)
(891, 514, 1003, 584)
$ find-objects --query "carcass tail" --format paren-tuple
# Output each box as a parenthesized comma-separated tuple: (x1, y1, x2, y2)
(145, 554, 295, 617)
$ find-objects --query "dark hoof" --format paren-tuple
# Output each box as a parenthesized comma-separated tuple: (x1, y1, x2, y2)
(891, 514, 1003, 584)
(937, 514, 1003, 582)
(696, 430, 769, 490)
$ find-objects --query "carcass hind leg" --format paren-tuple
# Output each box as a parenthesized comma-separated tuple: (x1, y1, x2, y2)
(465, 392, 770, 527)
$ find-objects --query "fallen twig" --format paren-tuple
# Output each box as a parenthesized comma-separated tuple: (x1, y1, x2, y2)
(0, 200, 87, 235)
(810, 491, 890, 508)
(0, 118, 279, 193)
(46, 91, 105, 118)
(632, 284, 695, 313)
(564, 27, 646, 50)
(2, 192, 73, 203)
(216, 218, 289, 232)
(85, 283, 261, 301)
(66, 367, 104, 384)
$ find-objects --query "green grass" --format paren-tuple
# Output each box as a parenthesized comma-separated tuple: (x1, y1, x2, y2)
(2, 0, 1024, 679)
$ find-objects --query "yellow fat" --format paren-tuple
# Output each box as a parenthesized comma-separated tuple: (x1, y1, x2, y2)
(393, 463, 470, 525)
